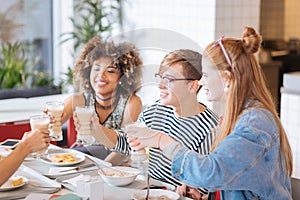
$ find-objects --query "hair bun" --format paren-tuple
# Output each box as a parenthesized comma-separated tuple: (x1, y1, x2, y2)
(241, 27, 262, 54)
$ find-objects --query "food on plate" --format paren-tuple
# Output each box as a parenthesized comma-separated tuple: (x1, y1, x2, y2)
(99, 166, 140, 186)
(11, 177, 23, 187)
(51, 153, 78, 163)
(103, 169, 133, 177)
(132, 189, 179, 200)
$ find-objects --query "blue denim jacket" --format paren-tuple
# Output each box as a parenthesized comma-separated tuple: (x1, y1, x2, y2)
(167, 108, 292, 200)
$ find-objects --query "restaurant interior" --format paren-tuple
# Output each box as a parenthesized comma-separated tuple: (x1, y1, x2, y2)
(0, 0, 300, 199)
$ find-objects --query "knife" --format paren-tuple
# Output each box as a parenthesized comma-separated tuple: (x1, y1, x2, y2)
(59, 163, 95, 173)
(40, 156, 53, 163)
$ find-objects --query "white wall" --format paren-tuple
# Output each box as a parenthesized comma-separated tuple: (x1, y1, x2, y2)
(118, 0, 217, 108)
(114, 0, 261, 114)
(215, 0, 260, 38)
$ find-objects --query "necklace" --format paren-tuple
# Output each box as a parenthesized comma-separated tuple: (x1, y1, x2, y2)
(94, 96, 119, 110)
(95, 93, 116, 101)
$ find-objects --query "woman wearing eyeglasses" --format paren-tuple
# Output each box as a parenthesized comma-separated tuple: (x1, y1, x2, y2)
(127, 27, 293, 200)
(90, 49, 219, 199)
(57, 37, 144, 166)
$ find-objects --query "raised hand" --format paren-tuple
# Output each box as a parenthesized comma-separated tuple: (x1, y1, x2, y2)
(125, 125, 161, 151)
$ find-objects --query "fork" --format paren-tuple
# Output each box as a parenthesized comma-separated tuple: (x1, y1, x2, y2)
(59, 163, 95, 172)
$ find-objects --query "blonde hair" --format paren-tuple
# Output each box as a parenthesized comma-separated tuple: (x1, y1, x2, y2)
(159, 49, 202, 80)
(204, 27, 293, 176)
(159, 49, 202, 93)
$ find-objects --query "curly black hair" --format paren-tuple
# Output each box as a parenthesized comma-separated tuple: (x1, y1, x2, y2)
(74, 39, 143, 97)
(73, 36, 102, 91)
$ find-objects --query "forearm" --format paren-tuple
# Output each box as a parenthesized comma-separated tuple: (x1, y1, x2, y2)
(0, 142, 30, 186)
(92, 126, 118, 149)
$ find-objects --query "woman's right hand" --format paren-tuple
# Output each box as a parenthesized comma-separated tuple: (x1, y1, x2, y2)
(22, 129, 50, 153)
(176, 183, 204, 200)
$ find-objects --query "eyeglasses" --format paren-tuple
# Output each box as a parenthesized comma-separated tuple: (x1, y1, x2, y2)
(213, 36, 232, 68)
(155, 73, 196, 84)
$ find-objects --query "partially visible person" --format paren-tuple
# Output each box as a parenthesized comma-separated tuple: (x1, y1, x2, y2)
(0, 129, 50, 186)
(127, 27, 293, 200)
(52, 37, 143, 165)
(88, 49, 219, 198)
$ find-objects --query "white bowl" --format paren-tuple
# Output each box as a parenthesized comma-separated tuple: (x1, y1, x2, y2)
(98, 166, 140, 186)
(132, 189, 180, 200)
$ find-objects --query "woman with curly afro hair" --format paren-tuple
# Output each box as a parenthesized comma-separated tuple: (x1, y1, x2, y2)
(58, 36, 144, 165)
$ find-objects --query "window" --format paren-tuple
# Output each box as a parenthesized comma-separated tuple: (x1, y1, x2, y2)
(0, 0, 53, 89)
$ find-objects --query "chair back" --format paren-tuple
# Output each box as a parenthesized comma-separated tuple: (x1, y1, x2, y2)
(0, 122, 31, 142)
(67, 117, 77, 147)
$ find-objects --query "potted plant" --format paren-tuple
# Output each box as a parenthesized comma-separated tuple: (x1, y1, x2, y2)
(61, 0, 123, 54)
(0, 41, 61, 99)
(0, 0, 61, 99)
(60, 0, 123, 91)
(0, 42, 29, 89)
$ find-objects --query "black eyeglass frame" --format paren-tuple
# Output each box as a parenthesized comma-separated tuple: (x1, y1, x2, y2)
(155, 73, 197, 83)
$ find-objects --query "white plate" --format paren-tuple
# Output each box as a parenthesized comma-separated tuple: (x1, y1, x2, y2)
(132, 189, 180, 200)
(0, 175, 28, 192)
(41, 152, 85, 166)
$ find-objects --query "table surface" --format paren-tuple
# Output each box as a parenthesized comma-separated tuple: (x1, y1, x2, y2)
(0, 94, 70, 124)
(0, 145, 190, 200)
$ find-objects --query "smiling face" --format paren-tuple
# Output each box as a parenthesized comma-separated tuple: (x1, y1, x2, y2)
(200, 57, 227, 102)
(90, 57, 121, 97)
(158, 63, 194, 107)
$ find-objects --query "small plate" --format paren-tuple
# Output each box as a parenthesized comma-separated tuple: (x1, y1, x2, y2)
(41, 153, 85, 166)
(0, 176, 28, 192)
(132, 189, 180, 200)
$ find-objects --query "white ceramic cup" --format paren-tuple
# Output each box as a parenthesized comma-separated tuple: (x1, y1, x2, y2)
(46, 101, 64, 141)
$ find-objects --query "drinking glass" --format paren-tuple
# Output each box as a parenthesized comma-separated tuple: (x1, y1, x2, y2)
(125, 122, 149, 179)
(29, 115, 50, 158)
(46, 101, 64, 141)
(75, 106, 95, 145)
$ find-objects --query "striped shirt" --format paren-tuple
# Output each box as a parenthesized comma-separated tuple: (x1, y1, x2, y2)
(114, 101, 219, 193)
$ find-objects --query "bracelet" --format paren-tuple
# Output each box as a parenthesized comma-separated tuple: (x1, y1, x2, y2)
(157, 133, 163, 149)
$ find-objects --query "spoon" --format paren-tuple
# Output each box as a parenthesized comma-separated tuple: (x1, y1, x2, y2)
(85, 155, 107, 175)
(145, 173, 150, 200)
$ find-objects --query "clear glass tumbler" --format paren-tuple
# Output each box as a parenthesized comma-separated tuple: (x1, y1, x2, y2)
(29, 114, 50, 158)
(125, 122, 149, 179)
(75, 106, 95, 145)
(46, 101, 64, 141)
